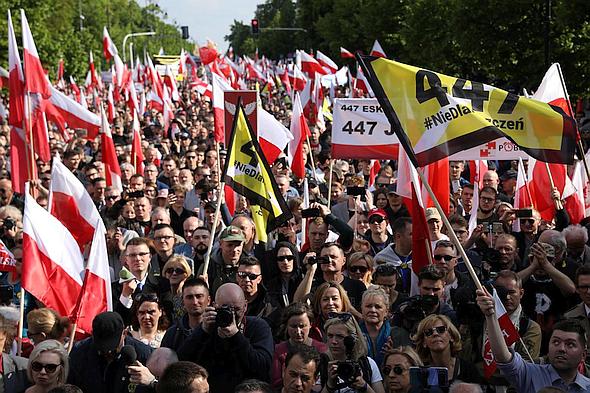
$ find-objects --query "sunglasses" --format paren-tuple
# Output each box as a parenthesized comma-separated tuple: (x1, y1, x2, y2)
(166, 267, 186, 275)
(376, 264, 397, 275)
(433, 254, 454, 262)
(327, 312, 353, 322)
(31, 362, 61, 373)
(369, 217, 385, 224)
(134, 293, 159, 303)
(277, 255, 295, 262)
(237, 271, 261, 281)
(520, 219, 535, 224)
(349, 265, 368, 274)
(383, 365, 406, 376)
(424, 325, 448, 337)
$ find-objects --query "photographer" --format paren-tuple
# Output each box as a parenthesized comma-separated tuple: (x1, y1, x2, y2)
(319, 313, 385, 393)
(0, 205, 21, 249)
(177, 282, 273, 392)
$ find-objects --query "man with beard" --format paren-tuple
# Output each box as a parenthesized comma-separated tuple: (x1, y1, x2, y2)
(181, 226, 210, 273)
(161, 277, 211, 351)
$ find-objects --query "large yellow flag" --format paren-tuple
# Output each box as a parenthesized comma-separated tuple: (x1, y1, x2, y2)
(359, 56, 577, 166)
(223, 101, 292, 242)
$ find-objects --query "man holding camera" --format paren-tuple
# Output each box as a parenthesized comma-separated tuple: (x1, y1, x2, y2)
(177, 282, 273, 392)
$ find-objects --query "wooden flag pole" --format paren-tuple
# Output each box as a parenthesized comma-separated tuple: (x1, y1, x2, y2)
(202, 181, 225, 276)
(543, 163, 564, 210)
(326, 161, 334, 209)
(415, 168, 483, 291)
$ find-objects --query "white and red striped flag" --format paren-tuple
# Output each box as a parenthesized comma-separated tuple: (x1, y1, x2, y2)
(370, 39, 386, 58)
(45, 86, 101, 139)
(316, 50, 337, 74)
(212, 72, 233, 143)
(298, 50, 327, 76)
(49, 156, 104, 248)
(340, 47, 355, 59)
(100, 107, 122, 192)
(289, 93, 311, 179)
(22, 190, 85, 322)
(258, 106, 294, 164)
(482, 290, 520, 379)
(131, 111, 145, 174)
(103, 26, 118, 61)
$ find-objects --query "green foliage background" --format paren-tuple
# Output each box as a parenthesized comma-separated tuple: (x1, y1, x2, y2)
(227, 0, 590, 96)
(0, 0, 190, 80)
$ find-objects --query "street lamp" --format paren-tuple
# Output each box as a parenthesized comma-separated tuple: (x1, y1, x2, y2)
(123, 31, 156, 62)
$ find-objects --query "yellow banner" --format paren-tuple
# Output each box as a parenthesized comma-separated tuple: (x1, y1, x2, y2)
(224, 103, 292, 242)
(363, 57, 576, 165)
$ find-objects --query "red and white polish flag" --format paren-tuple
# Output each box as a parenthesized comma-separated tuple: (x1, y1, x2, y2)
(340, 47, 355, 59)
(258, 106, 294, 164)
(483, 289, 520, 379)
(100, 107, 122, 192)
(288, 92, 311, 179)
(370, 39, 387, 58)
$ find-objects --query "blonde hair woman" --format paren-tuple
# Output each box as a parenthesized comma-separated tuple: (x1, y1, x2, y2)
(162, 255, 192, 322)
(347, 252, 374, 288)
(26, 340, 68, 393)
(26, 309, 70, 345)
(381, 346, 423, 393)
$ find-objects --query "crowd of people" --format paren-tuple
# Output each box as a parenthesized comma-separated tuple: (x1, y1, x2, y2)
(0, 58, 587, 393)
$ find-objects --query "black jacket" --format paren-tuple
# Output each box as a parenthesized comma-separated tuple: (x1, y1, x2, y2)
(161, 313, 193, 352)
(68, 336, 153, 393)
(177, 316, 274, 393)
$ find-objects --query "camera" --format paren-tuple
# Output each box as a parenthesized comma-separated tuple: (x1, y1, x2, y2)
(2, 218, 15, 232)
(215, 305, 236, 328)
(301, 208, 320, 218)
(393, 295, 439, 332)
(335, 336, 361, 386)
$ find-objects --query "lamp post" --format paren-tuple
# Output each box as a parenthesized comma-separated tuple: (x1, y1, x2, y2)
(123, 31, 156, 63)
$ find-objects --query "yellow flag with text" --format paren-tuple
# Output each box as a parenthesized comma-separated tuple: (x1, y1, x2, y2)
(359, 56, 577, 167)
(223, 102, 292, 242)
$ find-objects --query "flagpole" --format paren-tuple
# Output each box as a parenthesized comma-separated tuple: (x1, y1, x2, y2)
(202, 181, 225, 276)
(555, 63, 590, 181)
(305, 135, 319, 183)
(415, 168, 484, 291)
(543, 162, 564, 210)
(326, 161, 334, 209)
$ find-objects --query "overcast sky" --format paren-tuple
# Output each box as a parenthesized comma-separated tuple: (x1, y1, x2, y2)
(157, 0, 260, 52)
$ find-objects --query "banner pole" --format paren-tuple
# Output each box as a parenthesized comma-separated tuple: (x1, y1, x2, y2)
(543, 162, 564, 210)
(326, 161, 334, 209)
(202, 181, 225, 276)
(415, 167, 483, 291)
(17, 287, 24, 356)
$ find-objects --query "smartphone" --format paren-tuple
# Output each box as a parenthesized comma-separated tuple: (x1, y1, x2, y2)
(301, 208, 320, 218)
(451, 180, 461, 193)
(409, 367, 449, 393)
(127, 190, 144, 199)
(515, 208, 533, 218)
(347, 186, 366, 197)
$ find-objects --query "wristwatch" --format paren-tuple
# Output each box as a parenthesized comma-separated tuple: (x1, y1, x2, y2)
(149, 377, 158, 389)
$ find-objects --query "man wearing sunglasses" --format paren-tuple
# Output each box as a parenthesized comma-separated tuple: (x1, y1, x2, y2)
(236, 256, 280, 331)
(432, 240, 471, 308)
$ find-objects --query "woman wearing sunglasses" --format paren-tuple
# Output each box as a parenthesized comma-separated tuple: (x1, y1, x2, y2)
(26, 339, 68, 393)
(319, 313, 386, 393)
(271, 302, 328, 391)
(359, 287, 391, 367)
(267, 241, 303, 308)
(162, 255, 193, 322)
(128, 293, 170, 348)
(381, 346, 423, 393)
(347, 252, 374, 288)
(412, 314, 481, 385)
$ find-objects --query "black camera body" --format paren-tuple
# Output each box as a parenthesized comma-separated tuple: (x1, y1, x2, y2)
(2, 218, 15, 232)
(215, 305, 236, 328)
(336, 360, 361, 385)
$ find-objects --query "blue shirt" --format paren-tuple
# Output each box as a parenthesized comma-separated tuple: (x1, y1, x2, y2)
(497, 350, 590, 393)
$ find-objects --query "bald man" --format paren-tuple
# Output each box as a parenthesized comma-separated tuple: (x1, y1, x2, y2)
(177, 283, 273, 392)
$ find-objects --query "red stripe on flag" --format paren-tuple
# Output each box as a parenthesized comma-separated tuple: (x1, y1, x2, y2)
(50, 192, 96, 247)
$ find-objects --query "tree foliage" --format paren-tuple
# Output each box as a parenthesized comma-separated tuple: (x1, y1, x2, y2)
(226, 0, 590, 96)
(0, 0, 190, 81)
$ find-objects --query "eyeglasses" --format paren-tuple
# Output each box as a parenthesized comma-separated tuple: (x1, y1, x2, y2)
(383, 365, 406, 376)
(577, 285, 590, 292)
(31, 362, 61, 373)
(155, 235, 174, 241)
(127, 251, 150, 258)
(277, 255, 295, 262)
(424, 325, 448, 337)
(327, 312, 353, 322)
(349, 265, 368, 274)
(480, 196, 495, 203)
(165, 267, 186, 275)
(369, 217, 385, 224)
(433, 254, 454, 262)
(375, 264, 398, 275)
(134, 293, 159, 303)
(236, 271, 261, 281)
(520, 219, 535, 224)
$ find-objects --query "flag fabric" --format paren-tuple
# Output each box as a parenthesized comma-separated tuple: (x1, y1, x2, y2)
(316, 50, 338, 74)
(532, 63, 573, 117)
(340, 47, 355, 59)
(298, 50, 327, 76)
(72, 221, 112, 334)
(224, 102, 293, 242)
(45, 86, 101, 139)
(569, 162, 586, 224)
(21, 10, 51, 99)
(0, 239, 16, 272)
(422, 159, 450, 216)
(131, 111, 145, 174)
(370, 40, 386, 58)
(199, 41, 218, 65)
(368, 160, 381, 189)
(212, 72, 233, 142)
(288, 93, 311, 179)
(100, 107, 122, 192)
(103, 26, 118, 61)
(22, 190, 85, 320)
(8, 10, 28, 194)
(359, 56, 578, 167)
(468, 160, 487, 235)
(258, 106, 294, 164)
(50, 156, 104, 248)
(482, 290, 520, 379)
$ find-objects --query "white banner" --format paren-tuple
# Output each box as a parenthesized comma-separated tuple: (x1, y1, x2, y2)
(448, 137, 528, 160)
(332, 98, 399, 159)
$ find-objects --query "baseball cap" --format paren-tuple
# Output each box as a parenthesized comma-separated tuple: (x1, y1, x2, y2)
(92, 312, 124, 353)
(219, 226, 245, 242)
(157, 189, 169, 199)
(425, 207, 441, 222)
(500, 170, 517, 181)
(368, 208, 387, 219)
